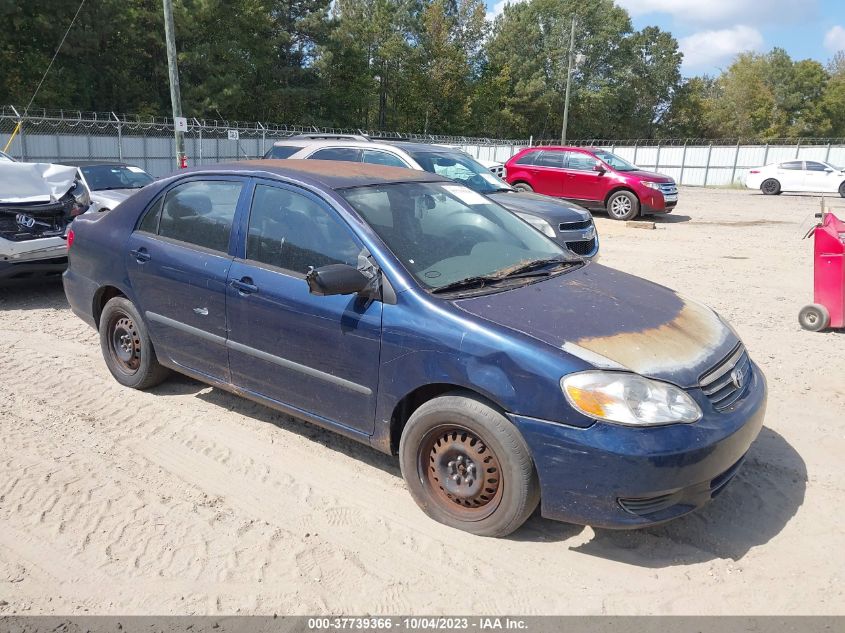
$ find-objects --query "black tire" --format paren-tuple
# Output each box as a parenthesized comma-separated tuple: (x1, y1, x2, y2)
(399, 391, 540, 537)
(839, 181, 845, 198)
(606, 190, 639, 220)
(761, 178, 781, 195)
(512, 182, 533, 193)
(798, 303, 830, 332)
(99, 296, 170, 389)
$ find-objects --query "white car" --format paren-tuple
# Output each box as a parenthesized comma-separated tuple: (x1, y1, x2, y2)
(0, 161, 91, 281)
(745, 160, 845, 196)
(59, 160, 154, 213)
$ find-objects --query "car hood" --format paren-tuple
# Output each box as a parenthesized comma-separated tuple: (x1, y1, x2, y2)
(0, 162, 78, 204)
(487, 191, 592, 223)
(453, 264, 737, 388)
(623, 169, 674, 183)
(91, 188, 139, 207)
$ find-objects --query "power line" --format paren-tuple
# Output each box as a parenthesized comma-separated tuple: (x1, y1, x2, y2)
(24, 0, 87, 113)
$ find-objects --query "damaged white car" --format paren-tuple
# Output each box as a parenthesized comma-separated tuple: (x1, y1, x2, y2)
(0, 161, 91, 281)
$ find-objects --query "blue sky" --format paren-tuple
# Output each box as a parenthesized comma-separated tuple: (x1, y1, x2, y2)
(484, 0, 845, 76)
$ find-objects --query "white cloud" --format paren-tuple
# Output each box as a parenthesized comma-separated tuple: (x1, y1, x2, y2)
(679, 25, 764, 72)
(617, 0, 815, 26)
(824, 25, 845, 54)
(486, 0, 528, 22)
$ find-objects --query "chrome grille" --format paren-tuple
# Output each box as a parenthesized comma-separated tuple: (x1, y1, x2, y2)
(559, 220, 592, 231)
(699, 344, 751, 411)
(659, 182, 678, 195)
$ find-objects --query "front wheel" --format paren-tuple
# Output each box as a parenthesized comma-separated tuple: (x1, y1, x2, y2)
(839, 181, 845, 198)
(799, 304, 830, 332)
(761, 178, 781, 195)
(399, 393, 539, 537)
(606, 190, 639, 220)
(100, 297, 170, 389)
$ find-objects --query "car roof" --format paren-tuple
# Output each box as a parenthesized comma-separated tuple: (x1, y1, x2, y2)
(57, 160, 134, 167)
(180, 159, 448, 189)
(518, 146, 598, 152)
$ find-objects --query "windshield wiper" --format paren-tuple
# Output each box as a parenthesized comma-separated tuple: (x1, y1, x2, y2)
(430, 275, 503, 294)
(494, 257, 577, 278)
(431, 258, 578, 295)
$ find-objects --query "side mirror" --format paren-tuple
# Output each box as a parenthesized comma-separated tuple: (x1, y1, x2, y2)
(593, 161, 606, 174)
(306, 264, 370, 296)
(824, 167, 833, 173)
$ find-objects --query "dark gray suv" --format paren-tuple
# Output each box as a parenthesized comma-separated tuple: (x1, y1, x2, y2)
(263, 136, 599, 257)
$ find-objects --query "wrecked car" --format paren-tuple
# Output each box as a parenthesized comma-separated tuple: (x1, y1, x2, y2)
(63, 160, 766, 537)
(1, 161, 90, 281)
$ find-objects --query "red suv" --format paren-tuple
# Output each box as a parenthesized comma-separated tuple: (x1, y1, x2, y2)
(504, 146, 678, 221)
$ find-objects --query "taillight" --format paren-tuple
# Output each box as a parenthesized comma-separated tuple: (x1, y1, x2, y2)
(66, 228, 75, 249)
(749, 170, 760, 174)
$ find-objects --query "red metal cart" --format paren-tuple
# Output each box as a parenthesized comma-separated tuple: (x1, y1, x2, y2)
(800, 210, 845, 331)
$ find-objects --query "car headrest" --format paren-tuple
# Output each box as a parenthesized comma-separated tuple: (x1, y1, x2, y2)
(169, 193, 212, 219)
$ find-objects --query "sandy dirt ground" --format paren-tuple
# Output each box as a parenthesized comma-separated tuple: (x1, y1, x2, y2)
(0, 187, 843, 616)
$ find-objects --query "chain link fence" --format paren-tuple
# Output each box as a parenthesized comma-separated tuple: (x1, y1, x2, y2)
(0, 106, 530, 177)
(3, 106, 844, 186)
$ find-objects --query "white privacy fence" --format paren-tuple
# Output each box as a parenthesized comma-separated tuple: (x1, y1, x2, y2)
(461, 142, 845, 187)
(3, 107, 844, 186)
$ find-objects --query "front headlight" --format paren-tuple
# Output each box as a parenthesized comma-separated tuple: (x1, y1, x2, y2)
(561, 371, 702, 426)
(70, 178, 91, 207)
(642, 181, 661, 190)
(515, 212, 556, 238)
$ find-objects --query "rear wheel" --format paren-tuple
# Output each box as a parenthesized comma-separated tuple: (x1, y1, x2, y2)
(839, 181, 845, 198)
(399, 392, 539, 537)
(512, 182, 533, 193)
(799, 304, 830, 332)
(761, 178, 781, 195)
(100, 297, 170, 389)
(606, 190, 639, 220)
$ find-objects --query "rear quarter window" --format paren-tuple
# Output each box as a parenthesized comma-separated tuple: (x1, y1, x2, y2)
(514, 152, 537, 166)
(264, 145, 304, 159)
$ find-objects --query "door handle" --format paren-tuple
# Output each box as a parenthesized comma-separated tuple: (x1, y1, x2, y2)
(231, 277, 258, 294)
(130, 247, 151, 263)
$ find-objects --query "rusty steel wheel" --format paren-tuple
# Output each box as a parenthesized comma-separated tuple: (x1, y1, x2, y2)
(108, 313, 142, 375)
(99, 297, 170, 389)
(419, 426, 503, 522)
(400, 392, 539, 537)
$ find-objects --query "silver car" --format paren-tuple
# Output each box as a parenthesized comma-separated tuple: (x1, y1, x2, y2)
(263, 135, 599, 257)
(59, 161, 154, 213)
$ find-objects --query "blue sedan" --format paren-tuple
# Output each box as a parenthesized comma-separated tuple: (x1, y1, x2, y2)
(63, 160, 766, 536)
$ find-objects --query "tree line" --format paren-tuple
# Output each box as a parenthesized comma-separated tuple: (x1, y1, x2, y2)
(2, 0, 844, 140)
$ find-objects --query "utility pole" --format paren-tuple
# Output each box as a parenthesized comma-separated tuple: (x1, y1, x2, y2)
(561, 14, 576, 145)
(162, 0, 186, 168)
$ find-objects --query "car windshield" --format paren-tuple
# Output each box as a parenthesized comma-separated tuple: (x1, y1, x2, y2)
(340, 181, 576, 293)
(408, 150, 511, 194)
(593, 150, 638, 172)
(80, 164, 153, 190)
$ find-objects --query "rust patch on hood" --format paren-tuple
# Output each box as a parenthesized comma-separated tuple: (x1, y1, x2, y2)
(574, 298, 730, 378)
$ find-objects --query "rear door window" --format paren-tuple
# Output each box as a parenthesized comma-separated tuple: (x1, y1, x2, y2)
(779, 161, 803, 170)
(362, 149, 408, 168)
(157, 180, 243, 253)
(246, 184, 360, 274)
(534, 151, 565, 168)
(308, 147, 362, 162)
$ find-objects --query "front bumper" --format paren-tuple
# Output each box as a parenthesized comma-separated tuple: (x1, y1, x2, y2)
(509, 362, 767, 528)
(0, 257, 67, 281)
